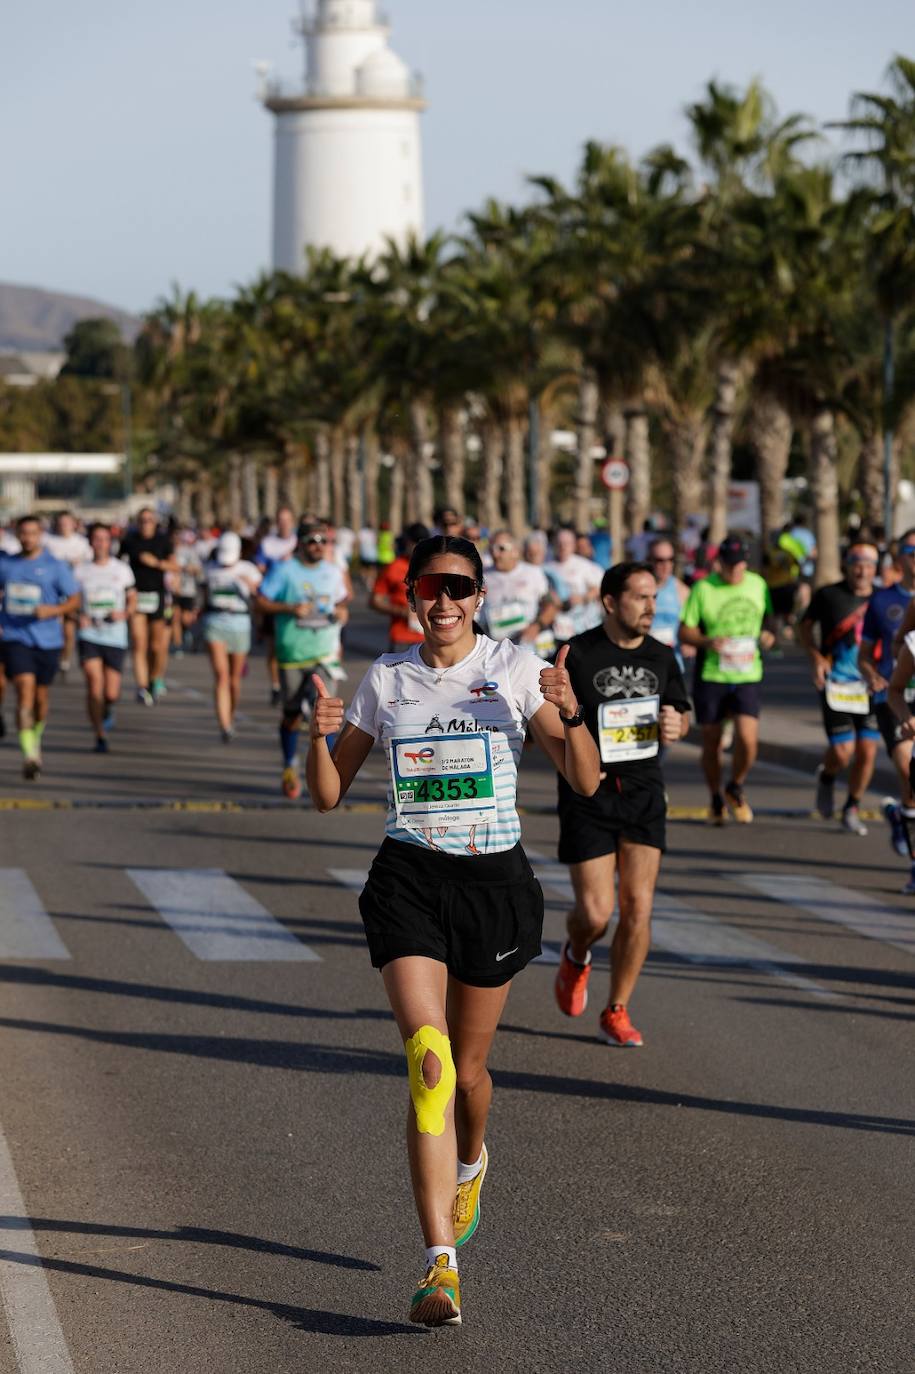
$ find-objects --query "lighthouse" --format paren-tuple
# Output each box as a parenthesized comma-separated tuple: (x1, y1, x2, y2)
(262, 1, 426, 271)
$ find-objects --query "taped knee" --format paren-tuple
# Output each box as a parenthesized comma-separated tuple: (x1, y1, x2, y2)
(404, 1026, 456, 1137)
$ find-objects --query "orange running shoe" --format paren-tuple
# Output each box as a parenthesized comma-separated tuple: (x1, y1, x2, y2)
(282, 765, 302, 801)
(554, 944, 591, 1017)
(599, 1004, 643, 1047)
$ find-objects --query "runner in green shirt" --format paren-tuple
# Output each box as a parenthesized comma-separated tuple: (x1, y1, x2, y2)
(679, 535, 776, 825)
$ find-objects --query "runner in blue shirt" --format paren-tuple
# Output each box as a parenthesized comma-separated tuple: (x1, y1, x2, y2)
(859, 527, 915, 860)
(0, 514, 79, 779)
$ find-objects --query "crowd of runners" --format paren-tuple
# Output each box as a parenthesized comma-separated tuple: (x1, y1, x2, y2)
(2, 501, 913, 1327)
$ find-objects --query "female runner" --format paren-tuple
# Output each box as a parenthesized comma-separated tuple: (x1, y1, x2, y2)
(306, 535, 599, 1327)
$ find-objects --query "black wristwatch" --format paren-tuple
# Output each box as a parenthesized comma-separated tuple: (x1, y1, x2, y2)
(560, 704, 586, 727)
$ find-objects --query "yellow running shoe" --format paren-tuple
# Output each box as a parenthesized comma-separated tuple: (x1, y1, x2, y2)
(409, 1253, 461, 1326)
(453, 1144, 488, 1248)
(724, 781, 753, 823)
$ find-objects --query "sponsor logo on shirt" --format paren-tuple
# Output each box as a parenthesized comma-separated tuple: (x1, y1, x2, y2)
(387, 698, 421, 706)
(470, 681, 499, 699)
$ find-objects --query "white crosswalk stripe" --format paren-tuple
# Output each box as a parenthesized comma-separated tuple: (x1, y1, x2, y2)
(527, 851, 837, 1000)
(737, 873, 915, 960)
(0, 870, 70, 960)
(126, 869, 320, 962)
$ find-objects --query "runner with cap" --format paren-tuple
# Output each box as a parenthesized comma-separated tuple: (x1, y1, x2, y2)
(255, 506, 298, 706)
(75, 522, 136, 752)
(553, 561, 691, 1046)
(305, 532, 600, 1327)
(0, 515, 80, 779)
(257, 523, 349, 799)
(679, 534, 776, 824)
(201, 532, 262, 742)
(798, 540, 880, 836)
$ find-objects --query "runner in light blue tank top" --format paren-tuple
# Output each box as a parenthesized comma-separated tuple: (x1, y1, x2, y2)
(649, 538, 688, 670)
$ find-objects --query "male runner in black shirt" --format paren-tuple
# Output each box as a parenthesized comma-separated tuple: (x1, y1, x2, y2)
(553, 561, 691, 1045)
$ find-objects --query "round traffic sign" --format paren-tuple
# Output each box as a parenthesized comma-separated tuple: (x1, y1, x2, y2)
(601, 458, 629, 491)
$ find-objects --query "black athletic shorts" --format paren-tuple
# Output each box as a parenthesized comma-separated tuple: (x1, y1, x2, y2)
(78, 641, 126, 672)
(876, 700, 907, 755)
(1, 642, 60, 685)
(692, 679, 761, 724)
(358, 837, 544, 987)
(174, 595, 197, 613)
(819, 690, 880, 745)
(770, 583, 798, 617)
(132, 592, 167, 623)
(558, 776, 667, 862)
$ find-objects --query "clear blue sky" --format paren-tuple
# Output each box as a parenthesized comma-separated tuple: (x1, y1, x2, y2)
(3, 0, 910, 315)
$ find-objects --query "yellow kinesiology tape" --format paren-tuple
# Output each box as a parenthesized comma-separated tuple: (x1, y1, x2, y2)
(404, 1026, 456, 1137)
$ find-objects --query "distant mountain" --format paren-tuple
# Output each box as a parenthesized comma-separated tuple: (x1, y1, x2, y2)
(0, 282, 141, 353)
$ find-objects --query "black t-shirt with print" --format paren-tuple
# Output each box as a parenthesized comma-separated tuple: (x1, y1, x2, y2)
(561, 625, 691, 794)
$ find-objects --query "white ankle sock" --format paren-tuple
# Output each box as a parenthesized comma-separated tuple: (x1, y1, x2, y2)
(565, 943, 591, 968)
(425, 1245, 457, 1271)
(457, 1150, 484, 1184)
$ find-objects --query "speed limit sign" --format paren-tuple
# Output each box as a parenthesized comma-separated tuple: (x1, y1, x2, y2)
(600, 457, 629, 491)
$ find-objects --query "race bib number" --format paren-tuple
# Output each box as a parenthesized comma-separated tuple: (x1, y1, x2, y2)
(598, 696, 660, 764)
(5, 582, 41, 617)
(390, 732, 498, 830)
(825, 677, 870, 715)
(211, 586, 247, 614)
(88, 593, 117, 620)
(489, 601, 527, 639)
(533, 628, 556, 659)
(136, 591, 160, 615)
(718, 636, 757, 674)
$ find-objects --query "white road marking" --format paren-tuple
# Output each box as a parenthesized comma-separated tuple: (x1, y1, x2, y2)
(0, 871, 69, 961)
(528, 851, 836, 1000)
(738, 873, 915, 960)
(328, 869, 367, 894)
(126, 869, 320, 962)
(0, 1121, 76, 1374)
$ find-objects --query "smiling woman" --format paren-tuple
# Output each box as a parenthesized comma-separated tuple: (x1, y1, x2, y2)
(304, 533, 599, 1328)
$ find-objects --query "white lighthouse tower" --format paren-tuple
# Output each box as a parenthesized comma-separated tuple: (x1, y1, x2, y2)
(262, 1, 426, 271)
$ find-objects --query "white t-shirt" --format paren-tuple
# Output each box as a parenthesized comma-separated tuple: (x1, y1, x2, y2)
(257, 533, 297, 570)
(76, 559, 136, 648)
(483, 563, 551, 641)
(46, 532, 91, 567)
(346, 635, 548, 855)
(545, 553, 603, 640)
(204, 560, 261, 616)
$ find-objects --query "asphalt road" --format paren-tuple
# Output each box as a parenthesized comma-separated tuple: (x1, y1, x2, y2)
(0, 616, 912, 1373)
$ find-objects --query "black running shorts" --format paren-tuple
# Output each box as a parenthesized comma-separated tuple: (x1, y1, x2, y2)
(78, 641, 126, 672)
(558, 776, 667, 863)
(358, 837, 544, 987)
(692, 679, 761, 724)
(1, 642, 60, 685)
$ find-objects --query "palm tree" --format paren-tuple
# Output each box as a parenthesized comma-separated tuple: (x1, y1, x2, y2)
(830, 54, 915, 533)
(687, 79, 818, 540)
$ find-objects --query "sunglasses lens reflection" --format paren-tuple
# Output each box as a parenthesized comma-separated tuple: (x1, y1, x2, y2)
(413, 573, 477, 601)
